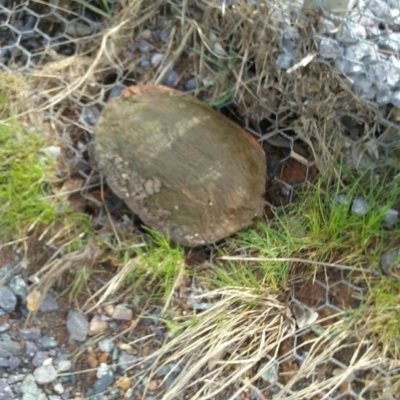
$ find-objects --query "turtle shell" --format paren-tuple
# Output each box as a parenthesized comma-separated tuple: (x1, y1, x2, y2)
(93, 85, 266, 246)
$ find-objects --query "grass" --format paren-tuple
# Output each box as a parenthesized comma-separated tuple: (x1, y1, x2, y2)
(215, 164, 400, 355)
(74, 0, 112, 18)
(0, 77, 96, 302)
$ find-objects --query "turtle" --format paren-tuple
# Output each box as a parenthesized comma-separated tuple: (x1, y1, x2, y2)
(92, 84, 267, 246)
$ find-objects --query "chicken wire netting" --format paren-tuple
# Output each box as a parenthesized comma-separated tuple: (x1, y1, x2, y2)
(0, 0, 399, 399)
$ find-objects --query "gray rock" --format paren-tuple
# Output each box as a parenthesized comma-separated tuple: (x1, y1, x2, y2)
(0, 379, 13, 400)
(336, 22, 366, 44)
(151, 52, 164, 67)
(276, 51, 295, 69)
(0, 287, 17, 313)
(118, 352, 137, 372)
(185, 78, 197, 91)
(0, 357, 8, 367)
(40, 336, 58, 349)
(93, 371, 115, 394)
(34, 364, 57, 384)
(8, 275, 28, 298)
(25, 341, 38, 358)
(140, 57, 151, 70)
(39, 293, 59, 313)
(377, 32, 400, 53)
(48, 396, 62, 400)
(384, 209, 398, 228)
(20, 374, 39, 396)
(335, 193, 350, 206)
(353, 78, 377, 100)
(55, 359, 72, 372)
(8, 355, 21, 370)
(366, 60, 400, 89)
(351, 197, 370, 216)
(381, 248, 400, 275)
(345, 42, 378, 61)
(66, 310, 89, 342)
(160, 28, 172, 43)
(32, 351, 49, 367)
(319, 37, 342, 59)
(52, 382, 64, 394)
(107, 84, 126, 101)
(335, 58, 364, 74)
(0, 338, 22, 357)
(390, 90, 400, 107)
(366, 0, 392, 19)
(80, 106, 101, 126)
(259, 361, 279, 383)
(0, 263, 16, 281)
(96, 363, 111, 379)
(98, 338, 114, 353)
(138, 39, 151, 53)
(161, 69, 179, 87)
(349, 9, 376, 27)
(20, 327, 41, 341)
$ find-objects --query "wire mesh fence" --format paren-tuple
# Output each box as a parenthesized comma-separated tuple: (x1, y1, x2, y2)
(1, 0, 399, 399)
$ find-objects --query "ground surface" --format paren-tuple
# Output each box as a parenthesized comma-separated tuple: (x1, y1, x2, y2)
(1, 1, 400, 400)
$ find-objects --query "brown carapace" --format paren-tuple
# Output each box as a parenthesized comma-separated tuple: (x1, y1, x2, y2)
(93, 85, 267, 246)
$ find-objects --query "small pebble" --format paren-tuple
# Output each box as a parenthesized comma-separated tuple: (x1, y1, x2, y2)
(8, 275, 28, 298)
(151, 52, 164, 67)
(111, 305, 133, 321)
(8, 356, 21, 370)
(138, 39, 151, 53)
(0, 286, 17, 313)
(25, 341, 38, 358)
(0, 357, 9, 367)
(0, 338, 22, 357)
(104, 305, 114, 316)
(259, 361, 279, 383)
(140, 57, 151, 70)
(185, 78, 197, 91)
(39, 293, 59, 313)
(160, 28, 172, 43)
(80, 106, 101, 126)
(384, 209, 398, 228)
(118, 352, 137, 372)
(33, 364, 57, 384)
(98, 338, 115, 353)
(351, 197, 369, 216)
(107, 84, 125, 101)
(96, 363, 111, 379)
(88, 315, 109, 336)
(0, 379, 13, 400)
(67, 310, 89, 342)
(140, 29, 152, 40)
(161, 69, 179, 87)
(32, 351, 49, 367)
(55, 359, 72, 372)
(20, 374, 39, 396)
(381, 248, 400, 276)
(43, 146, 62, 160)
(20, 328, 41, 341)
(40, 336, 58, 349)
(53, 382, 64, 394)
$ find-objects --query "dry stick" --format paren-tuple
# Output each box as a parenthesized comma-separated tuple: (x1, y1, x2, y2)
(219, 255, 365, 271)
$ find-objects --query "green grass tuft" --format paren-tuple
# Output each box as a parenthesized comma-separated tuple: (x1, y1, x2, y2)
(125, 228, 187, 300)
(0, 119, 59, 240)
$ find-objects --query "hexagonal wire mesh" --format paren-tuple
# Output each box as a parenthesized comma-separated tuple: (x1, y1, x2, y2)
(1, 0, 399, 399)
